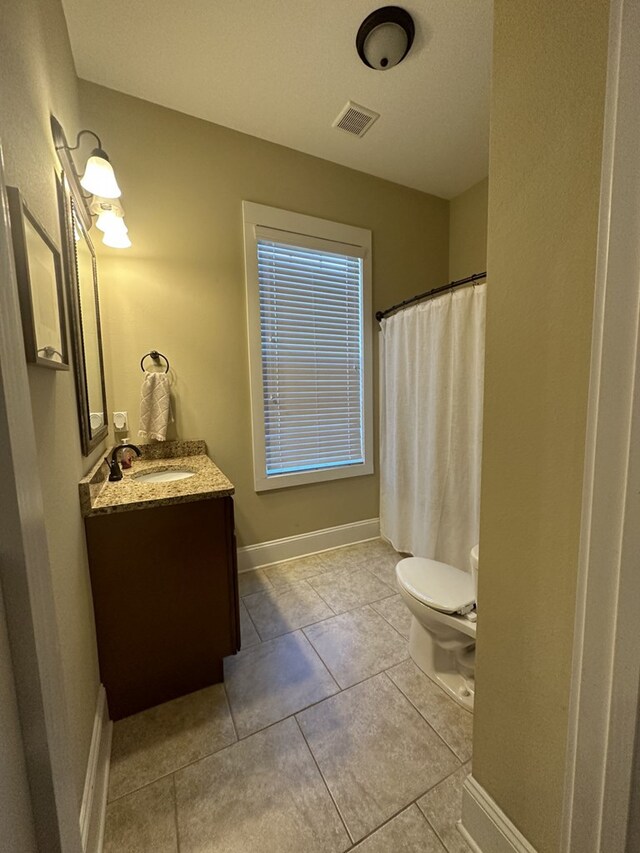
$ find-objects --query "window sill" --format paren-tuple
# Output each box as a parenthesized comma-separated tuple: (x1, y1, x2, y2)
(254, 459, 374, 492)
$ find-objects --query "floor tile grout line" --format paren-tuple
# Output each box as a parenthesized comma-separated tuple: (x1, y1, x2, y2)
(171, 773, 181, 853)
(239, 599, 265, 647)
(107, 654, 414, 805)
(301, 608, 409, 692)
(385, 657, 471, 764)
(240, 597, 261, 635)
(261, 548, 400, 592)
(360, 764, 476, 853)
(222, 681, 240, 743)
(268, 559, 400, 593)
(292, 715, 355, 846)
(263, 557, 334, 590)
(108, 766, 186, 804)
(237, 588, 403, 649)
(305, 563, 398, 598)
(230, 660, 430, 746)
(381, 669, 465, 765)
(252, 542, 399, 579)
(242, 576, 316, 605)
(305, 629, 343, 693)
(416, 772, 473, 853)
(108, 704, 333, 805)
(239, 606, 340, 648)
(364, 564, 400, 591)
(343, 795, 443, 851)
(106, 728, 468, 848)
(242, 583, 339, 642)
(253, 610, 338, 644)
(415, 804, 457, 853)
(229, 632, 343, 738)
(109, 692, 241, 805)
(370, 599, 412, 643)
(238, 567, 276, 597)
(363, 598, 412, 645)
(341, 756, 472, 852)
(306, 578, 340, 615)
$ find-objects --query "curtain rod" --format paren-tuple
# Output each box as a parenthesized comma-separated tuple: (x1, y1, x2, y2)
(375, 271, 487, 322)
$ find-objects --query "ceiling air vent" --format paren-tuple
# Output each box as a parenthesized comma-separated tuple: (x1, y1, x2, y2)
(332, 101, 380, 138)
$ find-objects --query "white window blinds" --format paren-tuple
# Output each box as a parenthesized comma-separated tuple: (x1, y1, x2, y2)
(255, 229, 365, 478)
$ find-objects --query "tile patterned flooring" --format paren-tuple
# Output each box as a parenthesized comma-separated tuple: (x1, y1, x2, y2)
(104, 539, 473, 852)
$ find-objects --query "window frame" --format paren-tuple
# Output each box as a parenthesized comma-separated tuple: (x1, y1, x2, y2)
(243, 201, 374, 492)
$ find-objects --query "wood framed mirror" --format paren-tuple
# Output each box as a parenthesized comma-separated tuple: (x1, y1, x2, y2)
(57, 174, 108, 454)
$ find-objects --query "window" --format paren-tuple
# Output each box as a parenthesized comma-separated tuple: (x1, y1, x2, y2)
(243, 202, 373, 491)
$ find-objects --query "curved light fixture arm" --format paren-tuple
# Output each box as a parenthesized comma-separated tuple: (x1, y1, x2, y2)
(50, 115, 93, 231)
(67, 129, 103, 152)
(51, 115, 129, 247)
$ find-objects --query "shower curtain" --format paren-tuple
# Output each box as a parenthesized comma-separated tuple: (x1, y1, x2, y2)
(380, 283, 486, 569)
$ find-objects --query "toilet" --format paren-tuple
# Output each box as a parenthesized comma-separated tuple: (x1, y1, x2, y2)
(396, 545, 479, 712)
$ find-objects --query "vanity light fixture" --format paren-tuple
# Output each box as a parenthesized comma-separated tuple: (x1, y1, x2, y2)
(96, 204, 131, 248)
(356, 6, 415, 70)
(91, 196, 127, 233)
(99, 215, 128, 236)
(71, 130, 121, 198)
(96, 208, 125, 233)
(102, 230, 132, 250)
(52, 116, 131, 249)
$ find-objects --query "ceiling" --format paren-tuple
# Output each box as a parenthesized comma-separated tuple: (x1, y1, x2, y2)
(61, 0, 492, 199)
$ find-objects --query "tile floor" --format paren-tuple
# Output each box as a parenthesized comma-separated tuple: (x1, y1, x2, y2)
(103, 539, 473, 852)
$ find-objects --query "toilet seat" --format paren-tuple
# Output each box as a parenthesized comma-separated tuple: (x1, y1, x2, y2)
(396, 557, 475, 615)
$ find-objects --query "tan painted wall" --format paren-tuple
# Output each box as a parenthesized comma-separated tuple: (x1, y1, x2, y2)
(0, 586, 37, 851)
(448, 178, 488, 280)
(78, 81, 450, 547)
(473, 2, 610, 851)
(0, 0, 102, 805)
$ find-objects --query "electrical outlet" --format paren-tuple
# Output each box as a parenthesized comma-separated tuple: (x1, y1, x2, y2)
(113, 411, 128, 431)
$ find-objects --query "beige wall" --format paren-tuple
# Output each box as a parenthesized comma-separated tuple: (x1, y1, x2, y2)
(0, 0, 102, 804)
(0, 586, 36, 851)
(78, 81, 450, 547)
(473, 2, 610, 851)
(448, 178, 488, 280)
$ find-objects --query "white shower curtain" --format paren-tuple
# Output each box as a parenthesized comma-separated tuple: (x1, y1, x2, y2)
(380, 283, 486, 570)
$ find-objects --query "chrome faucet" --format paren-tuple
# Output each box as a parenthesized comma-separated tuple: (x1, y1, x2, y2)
(105, 443, 142, 482)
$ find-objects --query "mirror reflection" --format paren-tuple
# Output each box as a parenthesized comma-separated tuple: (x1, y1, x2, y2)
(73, 205, 106, 436)
(58, 172, 108, 455)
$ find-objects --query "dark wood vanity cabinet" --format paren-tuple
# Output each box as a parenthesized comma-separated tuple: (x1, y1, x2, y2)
(85, 497, 240, 720)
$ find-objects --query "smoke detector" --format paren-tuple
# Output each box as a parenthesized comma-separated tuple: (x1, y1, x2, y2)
(332, 101, 380, 138)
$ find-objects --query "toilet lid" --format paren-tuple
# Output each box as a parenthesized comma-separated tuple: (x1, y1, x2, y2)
(396, 557, 475, 614)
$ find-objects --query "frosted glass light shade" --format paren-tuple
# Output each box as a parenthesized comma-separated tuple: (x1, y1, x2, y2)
(356, 7, 415, 71)
(363, 23, 408, 69)
(80, 149, 121, 198)
(102, 230, 131, 249)
(96, 210, 128, 234)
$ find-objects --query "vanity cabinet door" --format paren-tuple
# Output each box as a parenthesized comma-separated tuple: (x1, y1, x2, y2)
(85, 497, 240, 720)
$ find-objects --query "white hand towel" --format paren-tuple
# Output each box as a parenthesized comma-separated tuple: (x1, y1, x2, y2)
(138, 372, 173, 441)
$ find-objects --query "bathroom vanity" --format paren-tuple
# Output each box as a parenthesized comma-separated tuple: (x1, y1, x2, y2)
(79, 440, 240, 719)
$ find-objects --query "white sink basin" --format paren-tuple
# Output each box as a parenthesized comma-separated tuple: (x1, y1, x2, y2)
(133, 469, 196, 484)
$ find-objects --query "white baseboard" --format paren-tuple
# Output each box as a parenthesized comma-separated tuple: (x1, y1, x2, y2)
(80, 685, 112, 853)
(237, 518, 380, 572)
(460, 775, 538, 853)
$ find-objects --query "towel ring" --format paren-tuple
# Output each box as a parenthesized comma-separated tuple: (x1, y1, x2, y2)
(140, 350, 170, 373)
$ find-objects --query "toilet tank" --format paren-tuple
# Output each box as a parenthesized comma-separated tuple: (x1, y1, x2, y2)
(470, 545, 479, 604)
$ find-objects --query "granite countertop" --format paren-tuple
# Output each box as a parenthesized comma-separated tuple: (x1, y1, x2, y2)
(79, 440, 235, 517)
